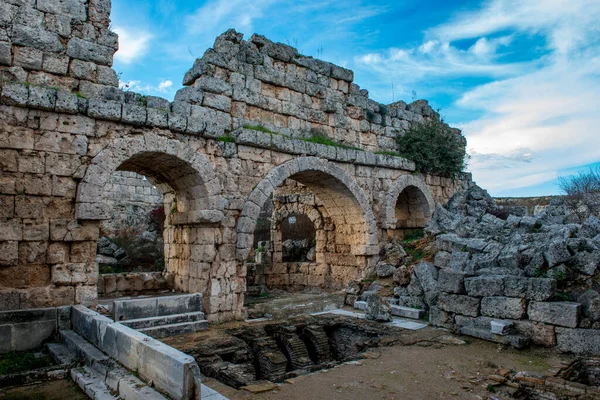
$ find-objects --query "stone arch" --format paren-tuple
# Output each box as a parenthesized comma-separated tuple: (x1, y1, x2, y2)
(76, 132, 224, 221)
(383, 175, 435, 229)
(236, 157, 378, 261)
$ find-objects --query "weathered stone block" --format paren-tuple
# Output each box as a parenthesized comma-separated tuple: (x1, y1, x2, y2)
(528, 301, 581, 328)
(465, 275, 504, 297)
(503, 276, 555, 301)
(437, 269, 465, 294)
(67, 37, 113, 66)
(0, 241, 18, 265)
(88, 99, 122, 121)
(413, 261, 438, 294)
(481, 297, 526, 319)
(438, 294, 480, 317)
(556, 327, 600, 354)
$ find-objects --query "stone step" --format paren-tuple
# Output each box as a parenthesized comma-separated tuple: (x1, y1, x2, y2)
(120, 311, 206, 329)
(390, 305, 425, 320)
(47, 342, 76, 365)
(138, 320, 209, 339)
(353, 300, 367, 311)
(71, 367, 119, 400)
(459, 326, 530, 349)
(113, 293, 203, 322)
(60, 330, 113, 376)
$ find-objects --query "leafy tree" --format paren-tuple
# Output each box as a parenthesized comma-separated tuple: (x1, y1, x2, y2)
(396, 119, 468, 179)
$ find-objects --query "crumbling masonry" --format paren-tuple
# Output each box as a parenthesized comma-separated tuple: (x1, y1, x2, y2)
(0, 0, 468, 321)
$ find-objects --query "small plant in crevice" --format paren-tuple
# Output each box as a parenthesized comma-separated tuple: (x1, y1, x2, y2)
(216, 134, 236, 143)
(301, 128, 362, 151)
(242, 124, 276, 134)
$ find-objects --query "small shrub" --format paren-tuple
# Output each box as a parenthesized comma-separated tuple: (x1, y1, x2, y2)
(558, 166, 600, 218)
(396, 119, 468, 179)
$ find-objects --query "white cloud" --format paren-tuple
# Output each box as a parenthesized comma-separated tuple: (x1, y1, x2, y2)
(119, 79, 177, 97)
(185, 0, 276, 35)
(113, 26, 153, 64)
(157, 80, 173, 93)
(355, 0, 600, 195)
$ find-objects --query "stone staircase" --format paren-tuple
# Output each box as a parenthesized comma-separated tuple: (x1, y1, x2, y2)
(113, 293, 208, 338)
(47, 330, 168, 400)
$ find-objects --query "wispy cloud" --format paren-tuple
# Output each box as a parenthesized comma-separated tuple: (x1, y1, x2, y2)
(355, 0, 600, 195)
(119, 79, 176, 97)
(185, 0, 276, 35)
(113, 26, 153, 64)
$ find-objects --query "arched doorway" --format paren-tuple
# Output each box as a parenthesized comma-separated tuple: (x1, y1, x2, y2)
(383, 174, 435, 237)
(76, 133, 224, 309)
(237, 157, 378, 301)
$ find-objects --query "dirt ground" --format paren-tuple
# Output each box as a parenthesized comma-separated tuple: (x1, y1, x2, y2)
(0, 379, 87, 400)
(192, 325, 570, 400)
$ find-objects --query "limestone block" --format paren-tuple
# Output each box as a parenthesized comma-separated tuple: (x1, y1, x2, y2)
(465, 276, 505, 297)
(438, 294, 480, 317)
(503, 276, 555, 301)
(50, 219, 99, 241)
(544, 240, 571, 267)
(12, 24, 64, 53)
(434, 251, 451, 268)
(0, 219, 22, 241)
(97, 66, 118, 86)
(168, 112, 187, 132)
(146, 108, 169, 128)
(122, 104, 146, 126)
(22, 219, 49, 241)
(1, 83, 29, 106)
(556, 327, 600, 354)
(0, 241, 18, 265)
(88, 99, 122, 121)
(413, 261, 438, 294)
(528, 301, 581, 328)
(67, 37, 113, 66)
(55, 91, 79, 114)
(437, 269, 465, 294)
(481, 297, 526, 319)
(47, 242, 68, 264)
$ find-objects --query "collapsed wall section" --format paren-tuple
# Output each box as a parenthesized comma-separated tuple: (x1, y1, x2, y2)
(179, 29, 460, 153)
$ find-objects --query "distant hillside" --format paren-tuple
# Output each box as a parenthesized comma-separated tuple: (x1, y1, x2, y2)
(494, 196, 563, 216)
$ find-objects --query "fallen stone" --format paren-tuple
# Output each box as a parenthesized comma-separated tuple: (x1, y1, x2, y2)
(365, 293, 392, 322)
(490, 320, 514, 336)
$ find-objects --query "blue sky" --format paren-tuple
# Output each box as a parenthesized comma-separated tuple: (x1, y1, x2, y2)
(110, 0, 600, 197)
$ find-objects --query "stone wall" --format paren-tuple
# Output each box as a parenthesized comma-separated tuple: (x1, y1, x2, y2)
(101, 171, 162, 235)
(97, 271, 172, 297)
(0, 306, 70, 353)
(0, 0, 468, 321)
(422, 187, 600, 354)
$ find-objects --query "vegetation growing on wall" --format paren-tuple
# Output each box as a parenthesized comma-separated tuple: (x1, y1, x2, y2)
(396, 119, 468, 179)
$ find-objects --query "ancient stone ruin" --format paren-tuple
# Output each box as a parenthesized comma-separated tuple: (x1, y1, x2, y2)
(3, 0, 600, 399)
(0, 0, 466, 323)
